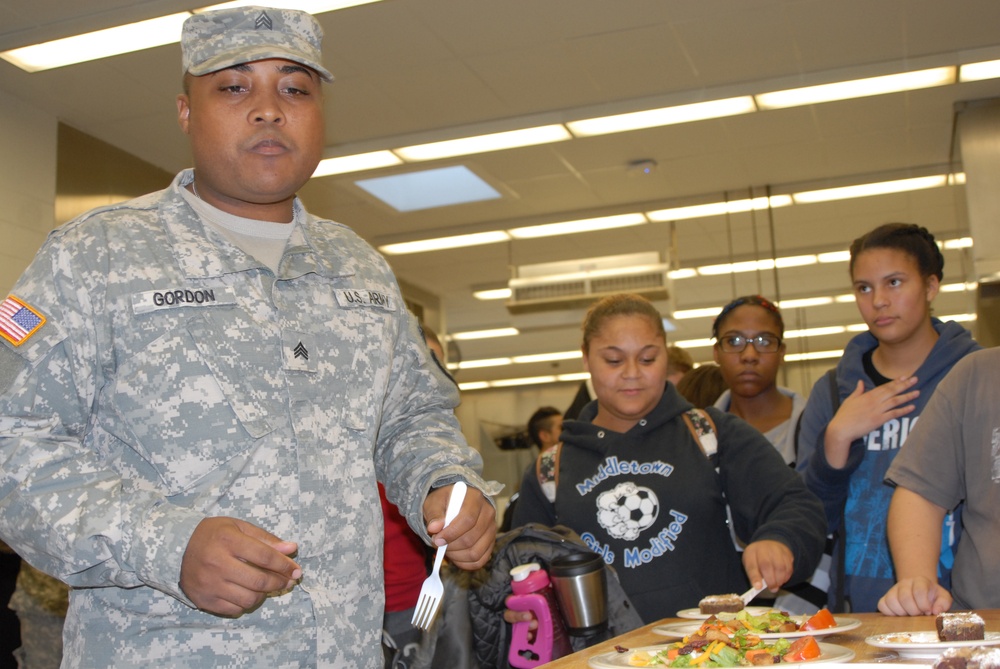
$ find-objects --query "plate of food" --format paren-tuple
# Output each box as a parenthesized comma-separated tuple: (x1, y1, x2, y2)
(677, 606, 775, 620)
(654, 609, 862, 640)
(866, 612, 1000, 660)
(865, 632, 1000, 660)
(587, 640, 855, 668)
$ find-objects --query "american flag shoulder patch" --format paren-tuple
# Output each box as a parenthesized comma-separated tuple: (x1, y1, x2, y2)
(0, 296, 46, 346)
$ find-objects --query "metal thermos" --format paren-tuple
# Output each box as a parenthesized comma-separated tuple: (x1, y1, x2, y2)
(549, 552, 608, 637)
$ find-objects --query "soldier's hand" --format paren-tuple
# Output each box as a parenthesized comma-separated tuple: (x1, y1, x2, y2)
(424, 484, 496, 571)
(180, 517, 301, 617)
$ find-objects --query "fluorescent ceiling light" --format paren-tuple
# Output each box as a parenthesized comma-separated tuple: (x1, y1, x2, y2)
(672, 307, 721, 320)
(567, 97, 756, 137)
(450, 327, 519, 341)
(939, 281, 977, 293)
(819, 251, 852, 263)
(557, 372, 591, 382)
(778, 297, 834, 309)
(395, 125, 571, 161)
(775, 255, 818, 268)
(835, 293, 856, 303)
(960, 59, 1000, 82)
(456, 357, 511, 370)
(204, 0, 382, 11)
(668, 268, 698, 280)
(784, 326, 847, 339)
(698, 259, 773, 275)
(0, 13, 191, 72)
(473, 288, 512, 301)
(379, 173, 962, 256)
(459, 371, 590, 391)
(379, 230, 509, 255)
(491, 375, 558, 388)
(785, 350, 844, 362)
(313, 151, 401, 177)
(509, 213, 647, 239)
(942, 237, 973, 250)
(755, 67, 956, 109)
(943, 313, 976, 323)
(646, 195, 791, 223)
(511, 351, 581, 364)
(0, 1, 381, 73)
(356, 165, 501, 212)
(793, 175, 948, 203)
(846, 323, 870, 332)
(458, 381, 490, 391)
(673, 338, 715, 349)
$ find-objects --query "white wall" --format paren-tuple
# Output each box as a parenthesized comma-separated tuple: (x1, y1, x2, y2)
(0, 88, 57, 293)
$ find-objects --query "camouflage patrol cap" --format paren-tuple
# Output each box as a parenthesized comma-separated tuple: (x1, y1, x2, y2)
(181, 6, 333, 82)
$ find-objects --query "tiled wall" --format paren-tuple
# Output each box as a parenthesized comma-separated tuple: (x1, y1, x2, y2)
(54, 124, 172, 227)
(0, 89, 57, 294)
(0, 95, 173, 296)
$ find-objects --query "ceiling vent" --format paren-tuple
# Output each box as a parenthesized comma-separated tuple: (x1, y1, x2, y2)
(506, 251, 672, 317)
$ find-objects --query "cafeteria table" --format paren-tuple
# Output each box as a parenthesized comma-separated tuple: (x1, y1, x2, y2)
(539, 610, 1000, 667)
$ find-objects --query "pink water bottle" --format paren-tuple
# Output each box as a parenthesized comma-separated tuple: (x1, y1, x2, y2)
(506, 562, 573, 668)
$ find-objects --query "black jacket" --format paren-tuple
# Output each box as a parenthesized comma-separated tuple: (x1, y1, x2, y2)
(513, 385, 826, 622)
(468, 524, 643, 669)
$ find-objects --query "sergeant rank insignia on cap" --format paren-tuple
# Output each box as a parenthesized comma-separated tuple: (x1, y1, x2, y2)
(0, 296, 45, 346)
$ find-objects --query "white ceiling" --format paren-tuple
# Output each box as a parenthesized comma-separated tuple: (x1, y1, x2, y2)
(2, 0, 998, 386)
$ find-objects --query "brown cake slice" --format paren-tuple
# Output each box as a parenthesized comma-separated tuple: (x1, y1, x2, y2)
(937, 612, 986, 642)
(933, 646, 1000, 669)
(698, 593, 744, 615)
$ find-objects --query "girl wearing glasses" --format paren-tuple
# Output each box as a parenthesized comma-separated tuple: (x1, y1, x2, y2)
(711, 296, 803, 466)
(711, 296, 829, 614)
(796, 223, 980, 613)
(509, 293, 826, 623)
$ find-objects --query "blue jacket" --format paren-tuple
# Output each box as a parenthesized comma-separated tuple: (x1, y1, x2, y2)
(796, 319, 980, 612)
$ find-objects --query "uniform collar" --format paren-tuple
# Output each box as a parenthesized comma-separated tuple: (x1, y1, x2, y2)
(162, 170, 354, 281)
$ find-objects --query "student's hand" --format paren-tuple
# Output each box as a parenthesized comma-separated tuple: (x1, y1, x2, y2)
(424, 483, 497, 570)
(504, 607, 538, 630)
(878, 577, 952, 616)
(824, 377, 919, 468)
(180, 517, 301, 617)
(743, 539, 794, 592)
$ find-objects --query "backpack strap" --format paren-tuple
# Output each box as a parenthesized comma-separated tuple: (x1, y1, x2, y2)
(538, 408, 722, 504)
(683, 407, 744, 549)
(794, 367, 840, 462)
(681, 408, 718, 465)
(536, 443, 561, 503)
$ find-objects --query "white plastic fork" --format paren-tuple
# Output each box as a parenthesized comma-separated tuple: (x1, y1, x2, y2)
(411, 481, 468, 630)
(739, 578, 768, 606)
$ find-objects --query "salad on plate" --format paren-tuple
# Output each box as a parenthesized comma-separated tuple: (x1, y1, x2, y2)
(624, 616, 829, 667)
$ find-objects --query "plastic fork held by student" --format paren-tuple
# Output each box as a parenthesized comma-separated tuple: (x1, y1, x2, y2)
(740, 579, 768, 606)
(411, 481, 468, 630)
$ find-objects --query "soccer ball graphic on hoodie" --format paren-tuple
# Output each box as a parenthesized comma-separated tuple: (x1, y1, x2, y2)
(596, 481, 659, 541)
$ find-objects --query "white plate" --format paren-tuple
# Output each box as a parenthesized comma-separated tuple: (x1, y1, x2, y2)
(865, 631, 1000, 659)
(676, 606, 774, 620)
(587, 642, 855, 668)
(653, 616, 862, 640)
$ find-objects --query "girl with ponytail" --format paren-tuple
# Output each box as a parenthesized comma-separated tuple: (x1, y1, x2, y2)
(797, 222, 981, 612)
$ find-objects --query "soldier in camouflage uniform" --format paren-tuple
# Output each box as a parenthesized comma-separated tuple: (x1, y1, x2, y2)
(0, 6, 498, 668)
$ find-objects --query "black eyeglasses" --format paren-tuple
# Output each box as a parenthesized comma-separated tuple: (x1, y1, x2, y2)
(716, 334, 782, 354)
